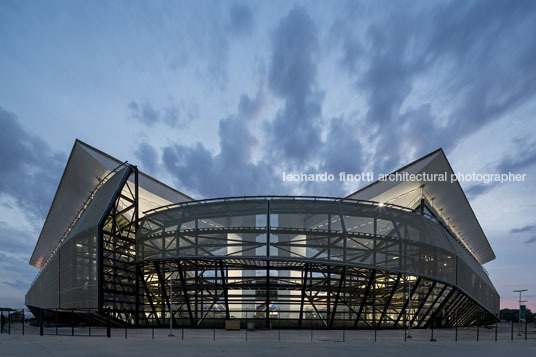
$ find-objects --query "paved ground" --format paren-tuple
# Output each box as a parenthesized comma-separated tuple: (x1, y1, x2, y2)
(1, 333, 536, 357)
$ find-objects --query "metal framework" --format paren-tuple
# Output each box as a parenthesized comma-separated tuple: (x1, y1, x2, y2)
(132, 196, 499, 328)
(135, 258, 493, 328)
(27, 176, 499, 329)
(100, 166, 140, 325)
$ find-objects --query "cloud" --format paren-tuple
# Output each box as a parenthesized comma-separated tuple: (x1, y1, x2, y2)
(265, 7, 323, 167)
(525, 236, 536, 244)
(318, 116, 363, 186)
(162, 121, 275, 198)
(465, 183, 494, 200)
(127, 100, 197, 128)
(0, 222, 39, 305)
(127, 101, 159, 126)
(0, 107, 65, 219)
(199, 3, 255, 91)
(135, 142, 160, 174)
(496, 137, 536, 174)
(510, 225, 536, 234)
(508, 222, 536, 245)
(159, 7, 327, 197)
(238, 87, 265, 122)
(228, 3, 253, 35)
(148, 2, 536, 202)
(331, 0, 536, 174)
(466, 137, 536, 199)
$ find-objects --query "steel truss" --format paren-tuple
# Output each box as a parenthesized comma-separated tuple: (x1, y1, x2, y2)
(28, 189, 498, 329)
(99, 166, 140, 325)
(135, 257, 496, 328)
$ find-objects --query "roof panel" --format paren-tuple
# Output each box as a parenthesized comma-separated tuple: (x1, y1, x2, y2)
(30, 139, 193, 268)
(347, 149, 495, 264)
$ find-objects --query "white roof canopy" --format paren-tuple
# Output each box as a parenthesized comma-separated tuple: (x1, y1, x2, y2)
(347, 149, 495, 264)
(30, 140, 193, 268)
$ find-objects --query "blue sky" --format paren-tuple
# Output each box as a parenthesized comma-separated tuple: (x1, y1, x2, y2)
(1, 0, 535, 311)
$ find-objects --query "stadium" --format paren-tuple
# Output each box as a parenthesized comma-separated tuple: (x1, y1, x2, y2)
(25, 140, 499, 329)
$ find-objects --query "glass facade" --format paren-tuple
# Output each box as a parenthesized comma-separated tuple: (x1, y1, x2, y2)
(25, 167, 132, 310)
(136, 197, 499, 328)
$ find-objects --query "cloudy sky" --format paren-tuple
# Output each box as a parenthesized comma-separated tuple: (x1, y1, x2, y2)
(1, 0, 535, 312)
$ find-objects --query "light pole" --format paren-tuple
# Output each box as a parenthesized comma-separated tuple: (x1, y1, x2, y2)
(513, 289, 527, 336)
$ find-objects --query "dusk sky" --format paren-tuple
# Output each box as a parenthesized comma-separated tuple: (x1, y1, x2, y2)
(1, 0, 535, 312)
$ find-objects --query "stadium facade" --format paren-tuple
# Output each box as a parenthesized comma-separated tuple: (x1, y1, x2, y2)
(25, 140, 499, 328)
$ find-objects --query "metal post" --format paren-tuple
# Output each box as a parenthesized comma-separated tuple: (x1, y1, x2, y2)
(22, 309, 24, 336)
(40, 310, 44, 336)
(182, 318, 184, 340)
(511, 319, 514, 341)
(477, 325, 479, 341)
(430, 319, 435, 342)
(106, 310, 111, 338)
(245, 308, 248, 342)
(455, 309, 458, 342)
(88, 309, 91, 336)
(169, 269, 174, 337)
(1, 310, 3, 334)
(125, 324, 127, 339)
(407, 277, 412, 339)
(55, 308, 58, 335)
(495, 321, 497, 341)
(266, 200, 271, 330)
(213, 309, 216, 341)
(71, 309, 75, 336)
(310, 317, 313, 342)
(343, 311, 345, 342)
(152, 327, 154, 339)
(278, 308, 281, 342)
(513, 289, 527, 336)
(8, 311, 10, 335)
(525, 319, 528, 341)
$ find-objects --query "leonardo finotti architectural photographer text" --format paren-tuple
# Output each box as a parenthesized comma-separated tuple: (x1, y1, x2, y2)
(282, 171, 527, 184)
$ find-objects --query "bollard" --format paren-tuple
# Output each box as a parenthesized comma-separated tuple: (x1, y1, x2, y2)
(430, 321, 435, 342)
(374, 325, 377, 342)
(511, 320, 513, 341)
(1, 310, 3, 334)
(495, 321, 497, 342)
(343, 312, 346, 343)
(310, 319, 313, 342)
(455, 325, 458, 342)
(40, 310, 44, 336)
(213, 314, 216, 341)
(72, 309, 75, 336)
(525, 319, 528, 341)
(125, 324, 127, 339)
(182, 321, 184, 340)
(152, 326, 154, 340)
(278, 309, 281, 342)
(106, 310, 111, 338)
(22, 309, 25, 336)
(477, 325, 479, 341)
(8, 310, 11, 335)
(55, 308, 58, 336)
(245, 309, 248, 342)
